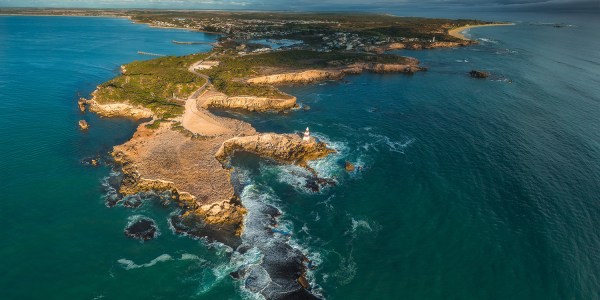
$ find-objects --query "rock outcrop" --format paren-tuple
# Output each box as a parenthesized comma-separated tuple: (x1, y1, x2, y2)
(200, 89, 297, 112)
(246, 62, 423, 85)
(469, 70, 490, 78)
(78, 120, 89, 130)
(345, 161, 355, 172)
(425, 41, 471, 49)
(111, 121, 254, 240)
(78, 97, 87, 112)
(374, 41, 472, 52)
(124, 218, 158, 241)
(216, 133, 335, 168)
(87, 99, 154, 119)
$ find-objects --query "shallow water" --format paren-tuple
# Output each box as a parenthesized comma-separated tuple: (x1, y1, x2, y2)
(1, 13, 599, 300)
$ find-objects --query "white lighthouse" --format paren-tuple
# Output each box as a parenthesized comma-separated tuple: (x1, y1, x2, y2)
(303, 127, 311, 142)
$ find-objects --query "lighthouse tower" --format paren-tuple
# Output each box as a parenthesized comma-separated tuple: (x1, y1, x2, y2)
(303, 127, 311, 142)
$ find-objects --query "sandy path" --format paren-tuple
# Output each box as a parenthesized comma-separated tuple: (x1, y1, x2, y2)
(181, 58, 234, 136)
(182, 89, 234, 136)
(449, 23, 514, 40)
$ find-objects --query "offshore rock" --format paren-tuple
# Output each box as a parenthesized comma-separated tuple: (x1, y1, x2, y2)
(78, 97, 87, 112)
(78, 120, 89, 130)
(470, 70, 490, 78)
(345, 161, 355, 172)
(124, 218, 157, 241)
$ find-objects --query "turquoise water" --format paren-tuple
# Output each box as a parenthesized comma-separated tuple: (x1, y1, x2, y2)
(1, 14, 600, 299)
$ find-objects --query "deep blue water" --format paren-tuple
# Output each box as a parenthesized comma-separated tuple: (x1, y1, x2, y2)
(1, 14, 599, 300)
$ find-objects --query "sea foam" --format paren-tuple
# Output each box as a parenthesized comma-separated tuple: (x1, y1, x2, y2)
(117, 254, 173, 270)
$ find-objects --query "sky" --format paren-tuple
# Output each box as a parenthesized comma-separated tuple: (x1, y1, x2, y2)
(0, 0, 597, 12)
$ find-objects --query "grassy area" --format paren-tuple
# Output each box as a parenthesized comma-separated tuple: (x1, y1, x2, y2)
(202, 50, 412, 97)
(145, 119, 165, 129)
(93, 53, 208, 117)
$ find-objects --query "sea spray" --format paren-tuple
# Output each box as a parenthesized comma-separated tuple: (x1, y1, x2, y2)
(228, 171, 323, 299)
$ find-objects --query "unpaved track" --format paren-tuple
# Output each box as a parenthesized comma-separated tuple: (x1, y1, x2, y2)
(182, 58, 233, 136)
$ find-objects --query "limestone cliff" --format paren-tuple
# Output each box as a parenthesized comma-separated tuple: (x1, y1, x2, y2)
(216, 133, 335, 168)
(87, 99, 153, 119)
(200, 89, 297, 112)
(246, 62, 423, 85)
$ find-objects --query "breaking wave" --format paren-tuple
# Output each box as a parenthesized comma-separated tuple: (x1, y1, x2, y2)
(478, 37, 498, 44)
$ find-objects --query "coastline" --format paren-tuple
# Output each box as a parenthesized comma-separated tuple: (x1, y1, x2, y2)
(16, 11, 496, 299)
(449, 23, 515, 40)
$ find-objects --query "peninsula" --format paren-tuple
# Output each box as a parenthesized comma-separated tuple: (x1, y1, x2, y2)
(5, 9, 504, 299)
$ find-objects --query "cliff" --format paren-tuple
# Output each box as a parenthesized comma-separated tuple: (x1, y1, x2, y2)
(199, 89, 297, 112)
(86, 99, 153, 119)
(374, 40, 472, 52)
(246, 62, 423, 85)
(216, 133, 335, 168)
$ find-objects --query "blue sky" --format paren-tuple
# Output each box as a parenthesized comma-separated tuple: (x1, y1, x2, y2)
(0, 0, 597, 11)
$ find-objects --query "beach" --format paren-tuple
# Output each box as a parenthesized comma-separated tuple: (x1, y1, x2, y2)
(449, 23, 515, 40)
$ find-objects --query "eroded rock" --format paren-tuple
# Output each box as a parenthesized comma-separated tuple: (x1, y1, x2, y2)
(469, 70, 490, 78)
(124, 218, 157, 241)
(345, 161, 355, 172)
(78, 120, 89, 130)
(246, 61, 423, 85)
(216, 133, 334, 168)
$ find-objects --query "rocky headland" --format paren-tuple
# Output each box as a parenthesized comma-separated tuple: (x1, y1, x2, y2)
(84, 45, 425, 299)
(246, 61, 423, 85)
(87, 99, 154, 119)
(216, 133, 335, 169)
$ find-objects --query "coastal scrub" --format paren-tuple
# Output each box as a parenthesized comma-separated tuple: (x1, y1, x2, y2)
(93, 53, 208, 117)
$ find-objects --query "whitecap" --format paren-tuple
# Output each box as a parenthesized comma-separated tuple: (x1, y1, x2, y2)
(478, 38, 497, 44)
(368, 133, 414, 153)
(300, 224, 310, 234)
(117, 254, 173, 270)
(180, 253, 203, 261)
(316, 195, 335, 211)
(195, 247, 264, 295)
(345, 218, 373, 235)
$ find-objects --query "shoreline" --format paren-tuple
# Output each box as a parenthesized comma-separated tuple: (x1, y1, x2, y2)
(449, 23, 515, 40)
(61, 12, 480, 298)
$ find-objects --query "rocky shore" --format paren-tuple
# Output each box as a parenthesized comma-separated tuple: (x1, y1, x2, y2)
(247, 61, 423, 85)
(216, 133, 334, 168)
(199, 88, 298, 112)
(85, 51, 422, 299)
(86, 98, 154, 119)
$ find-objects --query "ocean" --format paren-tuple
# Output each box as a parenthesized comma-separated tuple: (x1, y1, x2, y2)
(0, 13, 599, 299)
